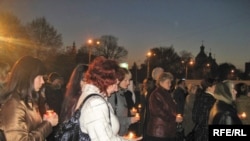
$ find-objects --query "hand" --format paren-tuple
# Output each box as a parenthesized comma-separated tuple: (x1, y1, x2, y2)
(130, 116, 140, 124)
(123, 136, 143, 141)
(130, 108, 137, 116)
(43, 112, 59, 127)
(133, 136, 143, 141)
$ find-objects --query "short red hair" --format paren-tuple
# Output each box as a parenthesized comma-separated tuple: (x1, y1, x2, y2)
(85, 56, 120, 95)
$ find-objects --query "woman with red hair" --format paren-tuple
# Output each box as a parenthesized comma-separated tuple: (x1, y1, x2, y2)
(75, 56, 142, 141)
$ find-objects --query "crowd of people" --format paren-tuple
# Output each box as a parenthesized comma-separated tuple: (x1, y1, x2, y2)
(0, 55, 249, 141)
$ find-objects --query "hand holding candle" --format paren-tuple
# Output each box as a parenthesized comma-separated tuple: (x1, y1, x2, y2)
(128, 132, 135, 139)
(46, 110, 55, 116)
(123, 132, 143, 140)
(138, 104, 141, 109)
(43, 109, 59, 127)
(135, 113, 140, 121)
(135, 113, 140, 118)
(176, 114, 183, 123)
(239, 112, 247, 119)
(131, 107, 137, 116)
(131, 114, 140, 124)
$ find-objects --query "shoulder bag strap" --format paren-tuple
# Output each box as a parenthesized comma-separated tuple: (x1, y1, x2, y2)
(78, 93, 111, 126)
(114, 93, 117, 115)
(78, 94, 100, 110)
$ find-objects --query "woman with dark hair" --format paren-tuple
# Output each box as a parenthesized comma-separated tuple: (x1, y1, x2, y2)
(75, 56, 142, 141)
(108, 67, 139, 136)
(60, 63, 88, 123)
(209, 80, 242, 125)
(192, 77, 217, 141)
(0, 56, 58, 141)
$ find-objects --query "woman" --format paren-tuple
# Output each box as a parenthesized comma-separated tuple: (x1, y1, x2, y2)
(0, 56, 58, 141)
(209, 80, 242, 125)
(60, 64, 88, 123)
(192, 77, 217, 141)
(182, 84, 199, 136)
(75, 56, 142, 141)
(108, 67, 140, 136)
(0, 61, 10, 94)
(146, 72, 182, 141)
(141, 77, 155, 138)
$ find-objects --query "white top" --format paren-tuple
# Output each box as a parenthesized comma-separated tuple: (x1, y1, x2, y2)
(77, 84, 129, 141)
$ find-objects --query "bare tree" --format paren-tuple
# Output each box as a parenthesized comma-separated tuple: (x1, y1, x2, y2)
(26, 17, 63, 59)
(95, 35, 128, 60)
(179, 50, 194, 63)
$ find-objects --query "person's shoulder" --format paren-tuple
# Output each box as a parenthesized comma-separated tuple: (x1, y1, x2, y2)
(1, 94, 26, 113)
(85, 94, 106, 106)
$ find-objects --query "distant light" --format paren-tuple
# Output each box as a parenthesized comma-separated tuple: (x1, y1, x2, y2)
(119, 62, 128, 69)
(88, 39, 93, 44)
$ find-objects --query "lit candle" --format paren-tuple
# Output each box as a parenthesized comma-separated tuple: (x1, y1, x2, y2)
(128, 132, 135, 139)
(135, 113, 140, 118)
(176, 114, 182, 118)
(131, 107, 137, 113)
(138, 104, 141, 109)
(46, 110, 54, 116)
(241, 112, 247, 119)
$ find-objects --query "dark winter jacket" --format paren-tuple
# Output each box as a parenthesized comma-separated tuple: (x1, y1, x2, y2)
(146, 86, 177, 138)
(209, 100, 242, 125)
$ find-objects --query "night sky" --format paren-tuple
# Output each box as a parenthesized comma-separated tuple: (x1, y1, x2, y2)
(1, 0, 250, 70)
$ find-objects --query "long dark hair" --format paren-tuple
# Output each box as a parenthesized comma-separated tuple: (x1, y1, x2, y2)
(0, 56, 46, 109)
(60, 64, 87, 122)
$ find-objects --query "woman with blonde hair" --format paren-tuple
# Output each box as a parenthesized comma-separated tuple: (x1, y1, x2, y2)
(146, 72, 182, 141)
(209, 80, 242, 125)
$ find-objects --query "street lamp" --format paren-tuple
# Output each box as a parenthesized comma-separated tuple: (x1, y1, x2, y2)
(205, 63, 210, 73)
(231, 69, 235, 79)
(87, 39, 100, 64)
(147, 52, 152, 78)
(183, 60, 194, 79)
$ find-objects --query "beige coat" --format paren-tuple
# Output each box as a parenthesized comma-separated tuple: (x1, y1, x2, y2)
(0, 92, 52, 141)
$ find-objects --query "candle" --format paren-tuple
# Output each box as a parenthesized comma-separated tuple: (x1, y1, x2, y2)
(176, 114, 182, 118)
(46, 110, 54, 116)
(138, 104, 141, 109)
(128, 132, 135, 139)
(241, 112, 247, 119)
(131, 107, 137, 113)
(135, 113, 140, 118)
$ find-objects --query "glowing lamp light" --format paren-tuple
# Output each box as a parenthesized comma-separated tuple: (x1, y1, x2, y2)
(119, 62, 129, 69)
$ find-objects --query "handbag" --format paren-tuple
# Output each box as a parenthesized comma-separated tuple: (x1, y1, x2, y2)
(54, 94, 103, 141)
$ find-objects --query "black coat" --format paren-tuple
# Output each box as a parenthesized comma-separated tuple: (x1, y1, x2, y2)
(209, 100, 242, 125)
(192, 92, 216, 141)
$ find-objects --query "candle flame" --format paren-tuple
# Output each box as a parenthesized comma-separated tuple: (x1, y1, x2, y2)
(241, 112, 247, 119)
(128, 132, 135, 139)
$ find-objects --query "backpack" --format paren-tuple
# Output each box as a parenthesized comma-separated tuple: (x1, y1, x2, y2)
(54, 94, 100, 141)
